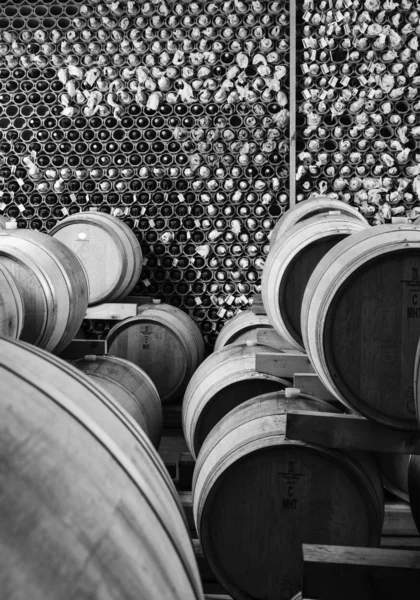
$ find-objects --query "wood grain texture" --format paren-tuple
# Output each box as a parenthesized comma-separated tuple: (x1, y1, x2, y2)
(51, 212, 142, 306)
(256, 351, 315, 377)
(182, 344, 291, 458)
(302, 225, 420, 430)
(107, 304, 204, 403)
(293, 373, 338, 403)
(0, 262, 24, 338)
(0, 337, 202, 600)
(262, 214, 369, 351)
(75, 355, 163, 448)
(302, 544, 420, 600)
(286, 411, 420, 454)
(193, 393, 384, 600)
(0, 229, 89, 353)
(270, 197, 368, 248)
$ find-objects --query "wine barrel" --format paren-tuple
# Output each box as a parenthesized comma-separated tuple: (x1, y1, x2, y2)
(270, 196, 367, 247)
(0, 263, 24, 338)
(0, 336, 202, 600)
(193, 390, 384, 600)
(376, 453, 410, 502)
(107, 303, 205, 403)
(0, 229, 88, 353)
(50, 211, 142, 305)
(183, 343, 291, 458)
(214, 310, 291, 351)
(302, 225, 420, 430)
(75, 355, 163, 448)
(262, 214, 369, 351)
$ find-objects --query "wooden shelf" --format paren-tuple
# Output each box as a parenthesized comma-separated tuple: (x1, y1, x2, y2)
(285, 410, 420, 454)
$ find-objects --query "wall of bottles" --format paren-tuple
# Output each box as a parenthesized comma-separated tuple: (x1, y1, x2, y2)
(0, 0, 290, 348)
(296, 0, 420, 224)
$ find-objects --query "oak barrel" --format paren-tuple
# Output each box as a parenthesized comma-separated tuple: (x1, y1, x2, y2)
(50, 211, 143, 305)
(270, 196, 367, 247)
(107, 303, 205, 403)
(376, 453, 410, 502)
(302, 225, 420, 430)
(0, 229, 88, 353)
(182, 343, 291, 458)
(214, 310, 290, 351)
(75, 355, 163, 448)
(193, 390, 384, 600)
(0, 263, 24, 338)
(0, 336, 202, 600)
(262, 214, 369, 351)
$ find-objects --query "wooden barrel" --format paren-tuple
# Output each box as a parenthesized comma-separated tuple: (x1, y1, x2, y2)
(0, 263, 24, 338)
(0, 229, 88, 353)
(270, 196, 367, 247)
(183, 343, 291, 458)
(107, 303, 205, 403)
(50, 211, 143, 305)
(214, 310, 292, 351)
(302, 225, 420, 430)
(75, 355, 162, 448)
(0, 336, 202, 600)
(376, 453, 410, 502)
(193, 390, 384, 600)
(262, 214, 369, 351)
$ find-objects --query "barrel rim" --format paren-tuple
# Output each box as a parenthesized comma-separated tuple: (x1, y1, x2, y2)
(302, 225, 420, 430)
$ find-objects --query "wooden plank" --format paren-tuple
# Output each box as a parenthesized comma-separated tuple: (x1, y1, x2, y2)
(85, 303, 138, 320)
(158, 434, 189, 480)
(251, 294, 266, 315)
(303, 544, 420, 600)
(256, 328, 296, 351)
(179, 490, 195, 532)
(119, 295, 153, 305)
(286, 410, 420, 454)
(256, 352, 314, 378)
(58, 339, 107, 360)
(293, 373, 337, 402)
(289, 0, 297, 207)
(383, 502, 418, 537)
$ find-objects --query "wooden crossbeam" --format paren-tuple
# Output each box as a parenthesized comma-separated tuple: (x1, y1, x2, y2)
(256, 352, 315, 378)
(286, 410, 420, 454)
(293, 373, 337, 402)
(58, 339, 107, 360)
(256, 328, 297, 351)
(85, 303, 138, 320)
(302, 544, 420, 600)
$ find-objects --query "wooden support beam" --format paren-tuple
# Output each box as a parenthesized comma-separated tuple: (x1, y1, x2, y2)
(58, 339, 107, 360)
(256, 352, 314, 378)
(286, 410, 420, 454)
(256, 328, 296, 351)
(85, 303, 138, 320)
(251, 294, 265, 315)
(293, 373, 336, 402)
(302, 544, 420, 600)
(383, 502, 418, 537)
